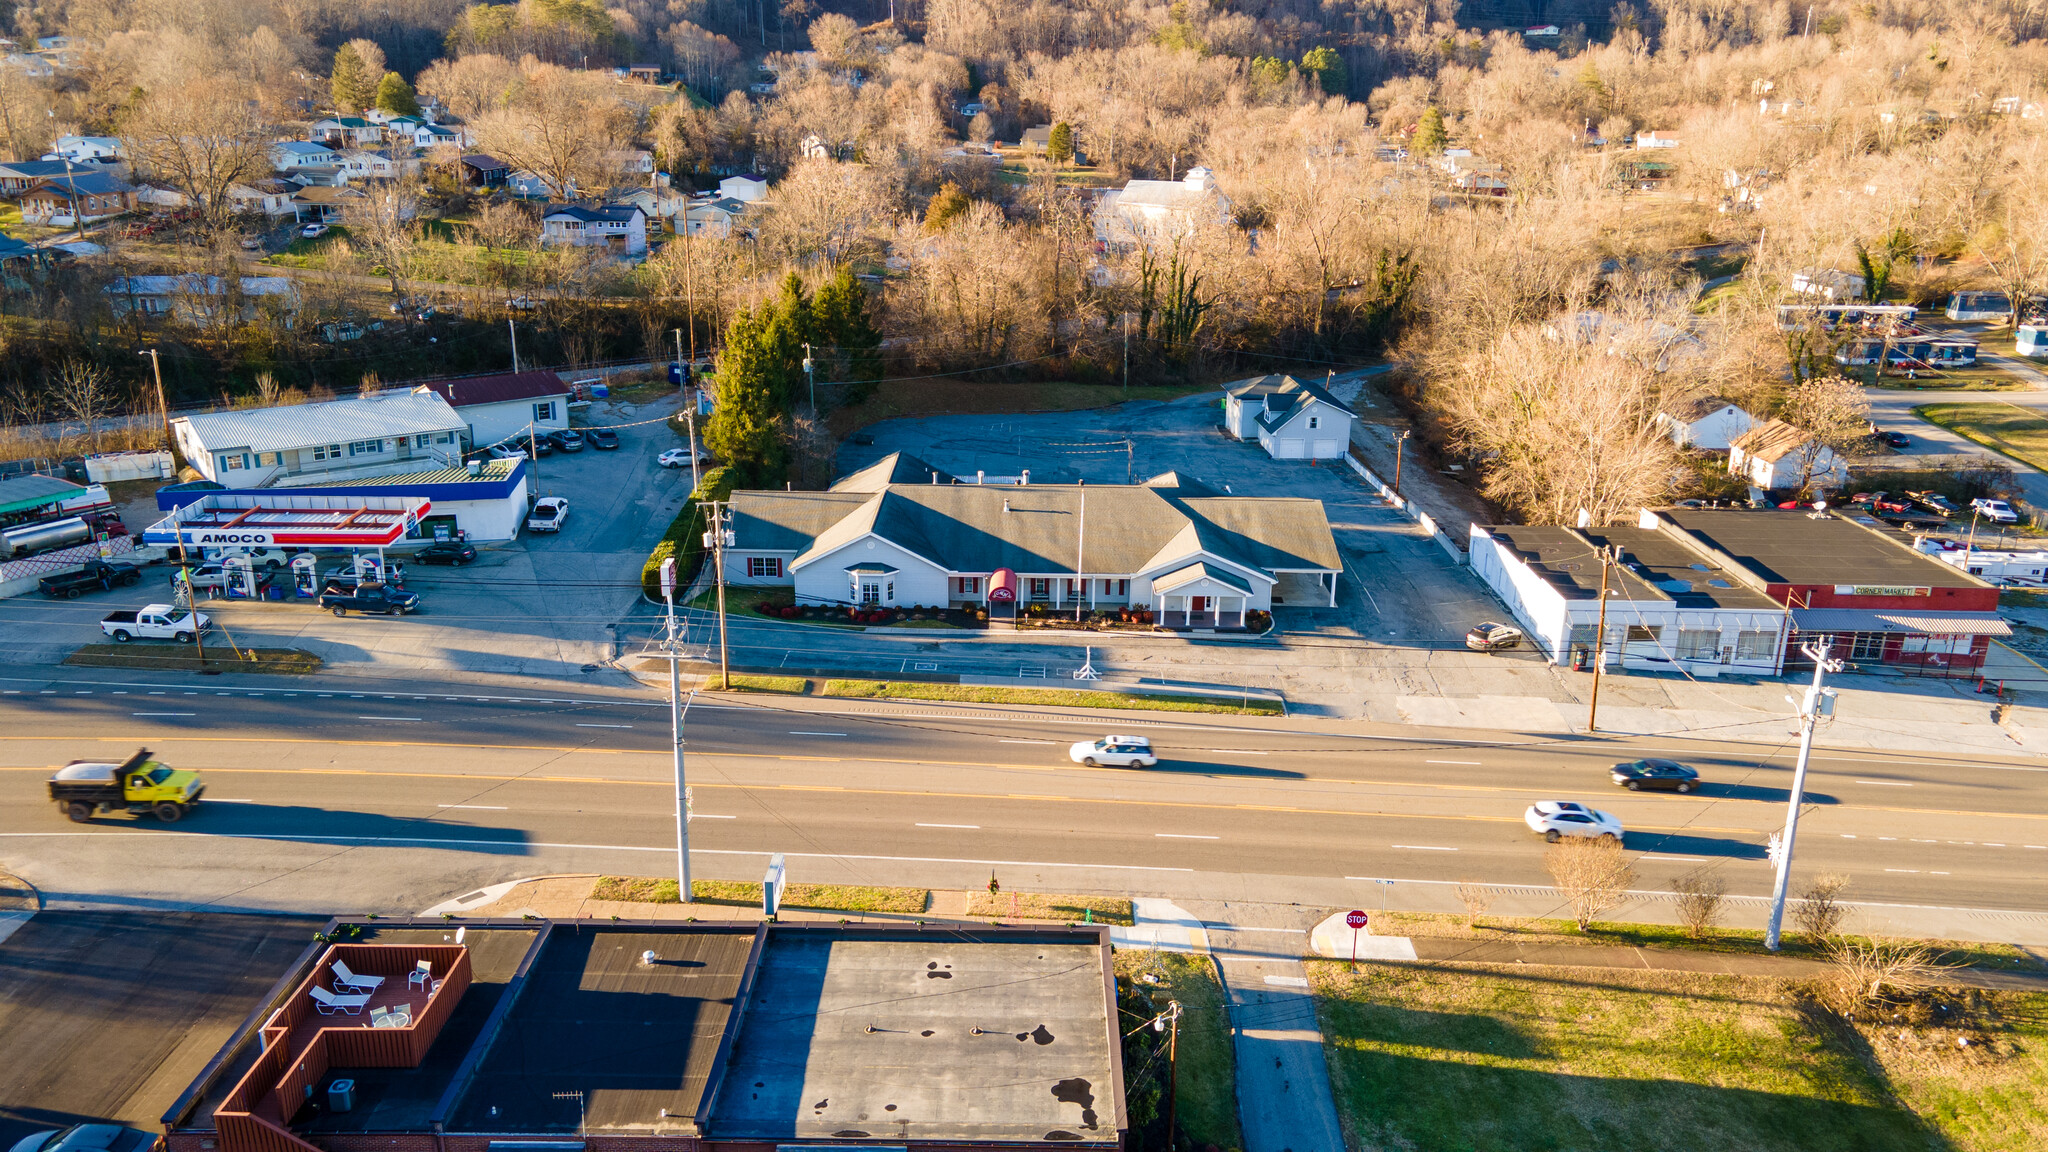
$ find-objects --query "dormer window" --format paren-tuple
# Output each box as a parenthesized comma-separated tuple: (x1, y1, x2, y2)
(1307, 416, 1320, 430)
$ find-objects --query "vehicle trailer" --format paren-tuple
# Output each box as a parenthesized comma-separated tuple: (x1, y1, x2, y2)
(47, 747, 205, 822)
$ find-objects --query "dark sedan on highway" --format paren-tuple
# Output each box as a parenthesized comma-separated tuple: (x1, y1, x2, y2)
(1610, 758, 1701, 792)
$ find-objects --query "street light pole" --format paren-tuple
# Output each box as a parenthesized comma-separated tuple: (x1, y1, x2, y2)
(802, 342, 815, 411)
(1765, 636, 1842, 950)
(659, 557, 694, 904)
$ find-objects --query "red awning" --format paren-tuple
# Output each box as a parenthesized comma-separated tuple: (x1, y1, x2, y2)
(987, 568, 1017, 602)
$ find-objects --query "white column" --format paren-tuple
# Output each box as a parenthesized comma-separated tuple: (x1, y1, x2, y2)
(1327, 571, 1337, 607)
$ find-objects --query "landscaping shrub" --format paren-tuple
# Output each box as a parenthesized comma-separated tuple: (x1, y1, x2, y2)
(640, 465, 732, 600)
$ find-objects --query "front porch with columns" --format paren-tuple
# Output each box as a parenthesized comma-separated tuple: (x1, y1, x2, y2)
(1151, 563, 1255, 631)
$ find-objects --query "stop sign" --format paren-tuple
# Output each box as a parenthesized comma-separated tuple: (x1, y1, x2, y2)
(1345, 909, 1369, 930)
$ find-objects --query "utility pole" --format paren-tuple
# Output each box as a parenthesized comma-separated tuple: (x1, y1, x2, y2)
(174, 518, 204, 667)
(1585, 544, 1617, 732)
(684, 405, 703, 495)
(802, 342, 816, 411)
(673, 327, 686, 390)
(1074, 479, 1086, 621)
(1122, 311, 1130, 395)
(138, 348, 168, 450)
(508, 317, 520, 373)
(659, 557, 694, 903)
(1393, 430, 1410, 495)
(703, 501, 731, 689)
(1158, 1002, 1182, 1148)
(1765, 636, 1841, 950)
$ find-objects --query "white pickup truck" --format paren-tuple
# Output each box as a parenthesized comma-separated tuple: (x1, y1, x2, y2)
(101, 604, 213, 643)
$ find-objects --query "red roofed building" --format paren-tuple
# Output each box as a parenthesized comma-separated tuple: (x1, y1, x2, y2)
(416, 370, 571, 447)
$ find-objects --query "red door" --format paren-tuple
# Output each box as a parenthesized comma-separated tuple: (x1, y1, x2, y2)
(1189, 596, 1208, 614)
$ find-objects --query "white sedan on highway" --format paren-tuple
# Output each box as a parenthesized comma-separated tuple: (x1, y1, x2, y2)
(1524, 800, 1625, 844)
(1068, 735, 1157, 768)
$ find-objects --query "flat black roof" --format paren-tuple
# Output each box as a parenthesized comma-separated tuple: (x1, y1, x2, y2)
(448, 925, 753, 1134)
(1658, 509, 1985, 589)
(1483, 525, 1773, 608)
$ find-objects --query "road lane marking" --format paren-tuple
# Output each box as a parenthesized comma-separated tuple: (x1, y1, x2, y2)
(1885, 868, 1920, 873)
(916, 823, 980, 829)
(132, 712, 196, 717)
(207, 798, 254, 803)
(437, 804, 508, 810)
(1425, 760, 1481, 765)
(692, 814, 735, 819)
(1856, 780, 1913, 786)
(575, 723, 633, 729)
(1641, 854, 1707, 861)
(1391, 844, 1457, 851)
(1207, 750, 1268, 755)
(359, 716, 423, 721)
(789, 731, 847, 736)
(1157, 833, 1219, 839)
(1000, 739, 1056, 745)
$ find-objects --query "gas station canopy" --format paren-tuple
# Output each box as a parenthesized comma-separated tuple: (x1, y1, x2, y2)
(143, 493, 430, 548)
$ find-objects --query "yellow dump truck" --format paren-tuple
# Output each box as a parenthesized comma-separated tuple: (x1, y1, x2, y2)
(47, 748, 206, 822)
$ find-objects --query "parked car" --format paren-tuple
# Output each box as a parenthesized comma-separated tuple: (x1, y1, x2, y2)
(1872, 492, 1912, 514)
(170, 563, 232, 592)
(1523, 800, 1624, 843)
(101, 604, 210, 643)
(1466, 621, 1523, 652)
(486, 442, 527, 461)
(1907, 491, 1958, 517)
(1609, 758, 1701, 793)
(221, 546, 312, 571)
(547, 428, 586, 452)
(527, 496, 570, 533)
(300, 222, 328, 238)
(1067, 735, 1157, 768)
(40, 559, 142, 599)
(658, 447, 709, 469)
(1879, 430, 1912, 449)
(410, 541, 477, 565)
(8, 1124, 157, 1152)
(1972, 498, 2020, 524)
(505, 295, 537, 310)
(321, 562, 406, 589)
(586, 427, 620, 450)
(320, 582, 419, 616)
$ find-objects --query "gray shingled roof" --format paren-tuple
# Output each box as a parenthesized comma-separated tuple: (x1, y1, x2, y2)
(830, 452, 956, 492)
(736, 483, 1340, 578)
(1226, 374, 1356, 430)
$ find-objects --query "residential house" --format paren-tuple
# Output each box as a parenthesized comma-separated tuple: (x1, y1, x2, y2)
(681, 196, 746, 237)
(45, 135, 122, 165)
(336, 148, 405, 182)
(539, 202, 647, 254)
(19, 170, 135, 224)
(1222, 375, 1357, 460)
(626, 64, 663, 83)
(1728, 418, 1849, 492)
(612, 184, 688, 223)
(1947, 291, 2014, 322)
(34, 35, 72, 51)
(412, 123, 464, 150)
(378, 114, 426, 140)
(1654, 396, 1754, 451)
(0, 52, 52, 77)
(289, 184, 366, 223)
(506, 169, 551, 199)
(719, 175, 768, 202)
(1524, 24, 1561, 35)
(104, 274, 299, 326)
(459, 154, 511, 188)
(171, 388, 468, 486)
(1635, 130, 1682, 148)
(726, 453, 1344, 625)
(0, 159, 78, 194)
(0, 231, 58, 286)
(134, 180, 189, 210)
(1094, 167, 1233, 249)
(417, 370, 572, 447)
(610, 149, 656, 174)
(227, 178, 297, 217)
(309, 117, 383, 148)
(272, 141, 341, 173)
(1019, 125, 1053, 152)
(1791, 267, 1866, 300)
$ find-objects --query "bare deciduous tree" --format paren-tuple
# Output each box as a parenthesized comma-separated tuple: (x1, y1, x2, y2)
(55, 359, 121, 455)
(1671, 869, 1725, 939)
(1819, 937, 1950, 1015)
(1454, 880, 1494, 929)
(757, 159, 896, 269)
(342, 179, 424, 300)
(121, 78, 273, 234)
(1780, 375, 1869, 494)
(1545, 836, 1636, 931)
(471, 64, 634, 201)
(1794, 873, 1851, 942)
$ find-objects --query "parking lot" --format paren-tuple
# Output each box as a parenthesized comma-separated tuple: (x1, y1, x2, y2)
(837, 387, 1503, 645)
(0, 911, 325, 1150)
(0, 394, 695, 680)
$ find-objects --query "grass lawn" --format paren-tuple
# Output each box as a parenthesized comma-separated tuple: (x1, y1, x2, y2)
(827, 378, 1211, 439)
(1874, 374, 2033, 392)
(1310, 960, 2048, 1152)
(591, 875, 929, 913)
(1915, 402, 2048, 471)
(714, 673, 810, 694)
(821, 678, 1283, 714)
(65, 644, 322, 675)
(965, 892, 1134, 925)
(1362, 910, 2040, 974)
(1116, 951, 1243, 1152)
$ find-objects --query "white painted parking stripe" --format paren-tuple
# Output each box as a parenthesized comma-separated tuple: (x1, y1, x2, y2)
(438, 804, 508, 810)
(1264, 975, 1309, 987)
(1157, 833, 1219, 839)
(575, 723, 633, 729)
(360, 716, 422, 721)
(1392, 844, 1457, 851)
(917, 823, 980, 829)
(1885, 868, 1920, 873)
(132, 712, 195, 717)
(790, 731, 846, 736)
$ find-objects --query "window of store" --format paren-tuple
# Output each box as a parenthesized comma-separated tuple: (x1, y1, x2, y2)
(1675, 630, 1720, 660)
(954, 576, 980, 596)
(1735, 631, 1778, 660)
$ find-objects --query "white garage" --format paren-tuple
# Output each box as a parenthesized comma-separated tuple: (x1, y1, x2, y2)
(1222, 375, 1357, 462)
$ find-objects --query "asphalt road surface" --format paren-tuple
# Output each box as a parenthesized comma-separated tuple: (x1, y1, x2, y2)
(3, 665, 2044, 932)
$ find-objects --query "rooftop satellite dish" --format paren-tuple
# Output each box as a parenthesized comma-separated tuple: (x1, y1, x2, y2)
(1814, 500, 1828, 511)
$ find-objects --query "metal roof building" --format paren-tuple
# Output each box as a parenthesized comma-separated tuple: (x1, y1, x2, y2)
(173, 390, 467, 488)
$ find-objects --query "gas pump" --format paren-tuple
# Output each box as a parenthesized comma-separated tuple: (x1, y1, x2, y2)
(291, 555, 320, 598)
(223, 555, 259, 599)
(355, 553, 383, 584)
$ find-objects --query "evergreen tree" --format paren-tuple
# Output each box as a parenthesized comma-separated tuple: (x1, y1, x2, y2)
(704, 306, 790, 482)
(924, 181, 970, 231)
(812, 267, 883, 388)
(331, 44, 370, 114)
(1299, 47, 1347, 97)
(1047, 121, 1074, 165)
(374, 72, 420, 116)
(1413, 106, 1448, 155)
(1249, 56, 1294, 87)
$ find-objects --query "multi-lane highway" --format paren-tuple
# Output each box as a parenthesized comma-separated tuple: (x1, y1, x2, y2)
(2, 664, 2044, 936)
